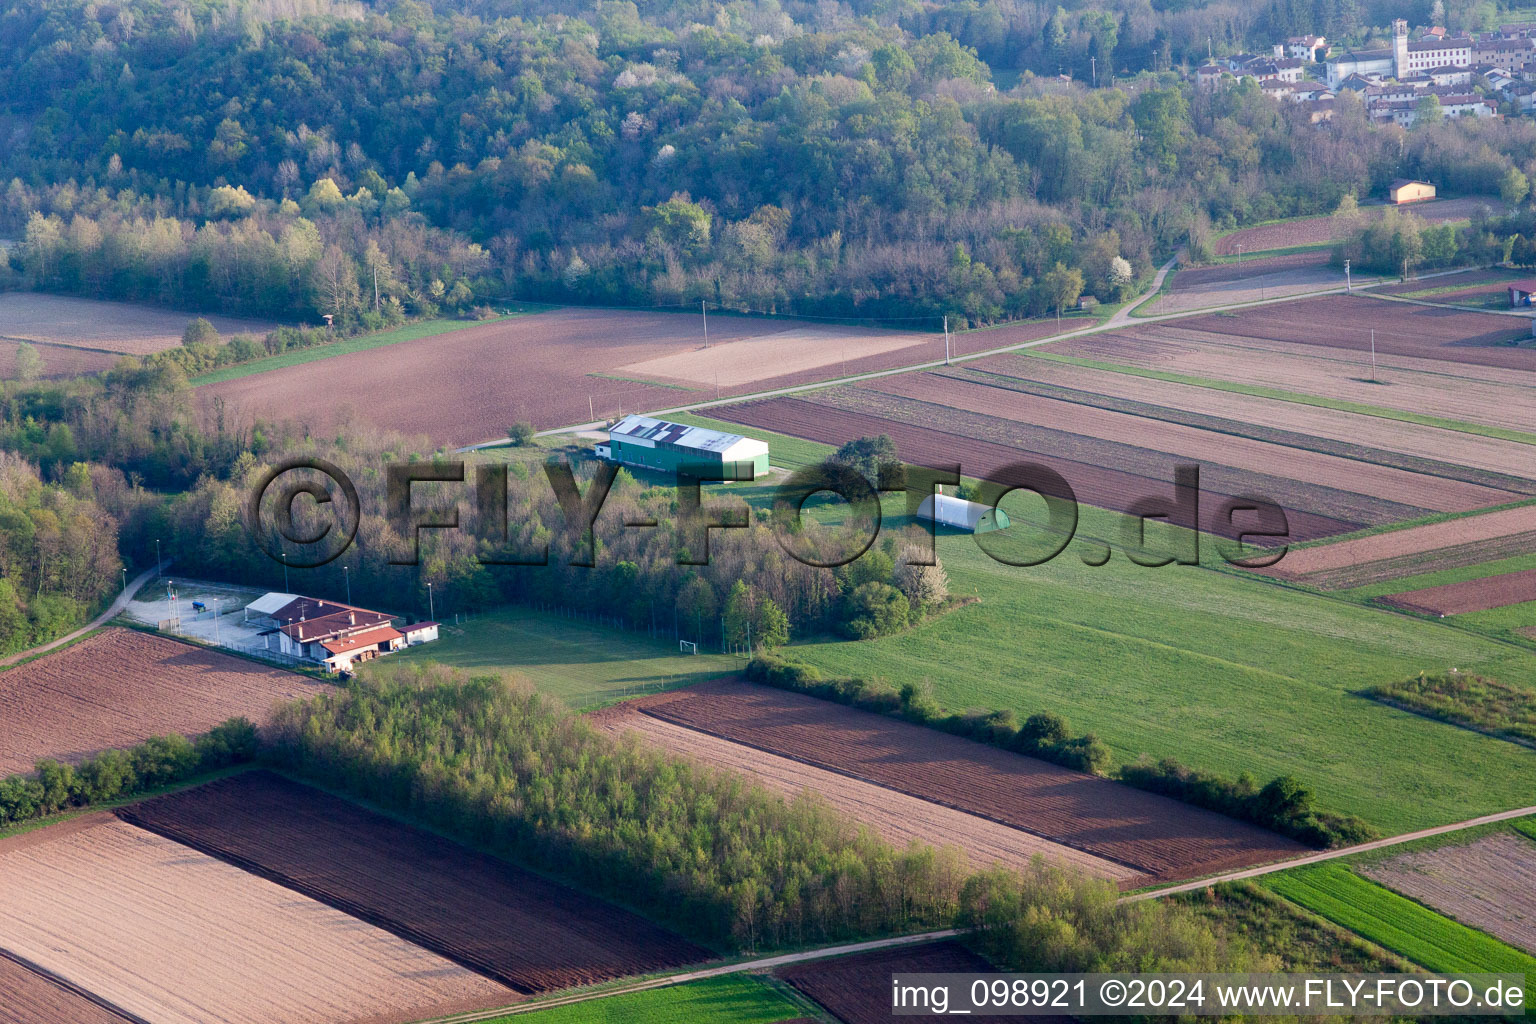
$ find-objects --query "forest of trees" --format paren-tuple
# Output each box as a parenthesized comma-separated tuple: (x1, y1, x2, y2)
(4, 0, 1536, 326)
(0, 450, 123, 653)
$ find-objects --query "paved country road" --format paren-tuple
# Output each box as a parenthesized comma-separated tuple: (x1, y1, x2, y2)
(0, 562, 164, 669)
(414, 802, 1536, 1024)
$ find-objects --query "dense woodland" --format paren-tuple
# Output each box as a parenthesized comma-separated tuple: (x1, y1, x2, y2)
(4, 0, 1536, 325)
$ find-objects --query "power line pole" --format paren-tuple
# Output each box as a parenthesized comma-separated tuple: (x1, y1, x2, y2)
(1344, 258, 1352, 293)
(1370, 328, 1378, 381)
(944, 315, 951, 365)
(701, 300, 709, 348)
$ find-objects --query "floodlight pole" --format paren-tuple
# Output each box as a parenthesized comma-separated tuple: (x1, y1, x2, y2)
(213, 600, 220, 644)
(343, 565, 351, 605)
(427, 582, 435, 621)
(155, 539, 162, 578)
(281, 551, 289, 593)
(121, 568, 127, 595)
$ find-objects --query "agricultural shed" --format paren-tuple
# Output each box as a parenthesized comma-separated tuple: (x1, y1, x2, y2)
(916, 493, 1010, 533)
(1389, 179, 1436, 204)
(598, 415, 768, 480)
(1507, 280, 1536, 307)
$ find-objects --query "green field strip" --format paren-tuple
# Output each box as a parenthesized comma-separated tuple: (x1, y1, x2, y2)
(1262, 863, 1536, 1006)
(1338, 552, 1536, 602)
(1514, 818, 1536, 843)
(391, 606, 738, 710)
(469, 974, 811, 1023)
(189, 310, 546, 386)
(1019, 350, 1536, 447)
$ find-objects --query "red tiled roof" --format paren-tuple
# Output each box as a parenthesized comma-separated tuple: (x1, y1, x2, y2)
(321, 626, 403, 656)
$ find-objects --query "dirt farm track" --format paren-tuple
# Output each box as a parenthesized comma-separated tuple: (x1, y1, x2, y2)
(622, 680, 1307, 883)
(0, 629, 329, 775)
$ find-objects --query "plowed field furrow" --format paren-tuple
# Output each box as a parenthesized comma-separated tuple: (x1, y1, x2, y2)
(942, 365, 1536, 494)
(970, 356, 1536, 481)
(1380, 567, 1536, 617)
(1361, 834, 1536, 955)
(0, 628, 330, 775)
(1174, 295, 1535, 371)
(855, 374, 1514, 512)
(717, 396, 1362, 541)
(1264, 505, 1536, 578)
(0, 820, 518, 1024)
(1292, 532, 1536, 591)
(588, 708, 1144, 884)
(625, 680, 1308, 881)
(0, 952, 141, 1024)
(116, 771, 707, 994)
(1046, 328, 1536, 434)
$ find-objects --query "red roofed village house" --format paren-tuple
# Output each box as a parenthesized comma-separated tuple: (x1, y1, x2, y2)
(245, 593, 436, 673)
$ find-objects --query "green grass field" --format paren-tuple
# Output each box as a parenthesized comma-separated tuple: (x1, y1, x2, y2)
(189, 308, 547, 386)
(779, 506, 1536, 832)
(1263, 864, 1536, 1007)
(484, 975, 812, 1023)
(391, 606, 739, 709)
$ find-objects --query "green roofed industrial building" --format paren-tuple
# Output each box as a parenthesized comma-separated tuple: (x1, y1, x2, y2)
(595, 415, 769, 480)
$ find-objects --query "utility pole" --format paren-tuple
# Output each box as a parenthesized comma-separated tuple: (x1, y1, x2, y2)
(701, 300, 709, 348)
(1370, 328, 1378, 381)
(427, 581, 435, 621)
(1236, 243, 1243, 264)
(589, 395, 595, 422)
(1344, 258, 1352, 293)
(1090, 56, 1097, 87)
(155, 539, 162, 578)
(213, 600, 221, 644)
(343, 565, 351, 605)
(943, 315, 951, 365)
(281, 551, 289, 593)
(121, 568, 127, 595)
(373, 266, 379, 312)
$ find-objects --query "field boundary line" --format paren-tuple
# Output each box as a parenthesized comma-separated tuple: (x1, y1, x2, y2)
(411, 929, 962, 1024)
(0, 562, 164, 669)
(488, 265, 1497, 447)
(628, 708, 1156, 879)
(408, 805, 1536, 1023)
(1123, 804, 1536, 902)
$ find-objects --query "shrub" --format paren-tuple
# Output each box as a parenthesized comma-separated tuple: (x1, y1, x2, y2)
(841, 581, 909, 639)
(506, 421, 536, 446)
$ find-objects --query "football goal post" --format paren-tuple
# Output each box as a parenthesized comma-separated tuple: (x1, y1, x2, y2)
(679, 640, 698, 655)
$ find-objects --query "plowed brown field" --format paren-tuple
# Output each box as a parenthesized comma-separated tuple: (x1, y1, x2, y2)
(0, 818, 518, 1024)
(0, 628, 329, 775)
(624, 680, 1307, 882)
(1176, 295, 1534, 371)
(1213, 197, 1503, 256)
(1361, 834, 1536, 954)
(589, 707, 1141, 882)
(0, 293, 276, 355)
(1264, 505, 1536, 579)
(0, 340, 118, 380)
(202, 307, 961, 441)
(1381, 568, 1536, 616)
(716, 395, 1359, 541)
(972, 357, 1536, 480)
(117, 771, 707, 993)
(0, 953, 138, 1024)
(1048, 325, 1536, 434)
(778, 941, 1029, 1024)
(855, 374, 1511, 514)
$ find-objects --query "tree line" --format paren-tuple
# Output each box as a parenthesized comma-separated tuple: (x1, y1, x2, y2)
(5, 0, 1534, 327)
(0, 718, 257, 827)
(748, 652, 1375, 848)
